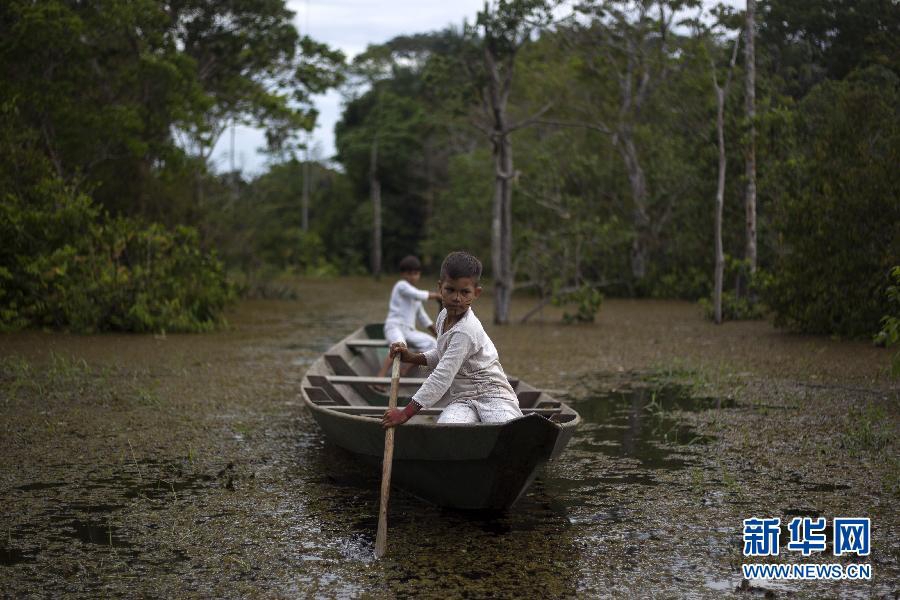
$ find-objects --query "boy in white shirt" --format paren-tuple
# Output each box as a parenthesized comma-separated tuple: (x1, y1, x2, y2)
(375, 255, 440, 379)
(381, 251, 524, 426)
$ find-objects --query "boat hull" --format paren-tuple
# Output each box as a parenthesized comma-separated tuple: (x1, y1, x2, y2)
(308, 405, 568, 509)
(301, 324, 580, 510)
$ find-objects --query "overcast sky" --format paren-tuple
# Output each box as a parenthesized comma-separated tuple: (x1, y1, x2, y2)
(210, 0, 739, 176)
(211, 0, 488, 175)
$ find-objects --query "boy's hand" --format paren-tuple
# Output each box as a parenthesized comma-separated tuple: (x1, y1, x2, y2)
(382, 401, 421, 429)
(428, 291, 441, 300)
(389, 342, 412, 363)
(381, 408, 408, 429)
(388, 343, 427, 366)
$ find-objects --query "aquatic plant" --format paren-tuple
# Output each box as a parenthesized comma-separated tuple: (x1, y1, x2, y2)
(873, 266, 900, 378)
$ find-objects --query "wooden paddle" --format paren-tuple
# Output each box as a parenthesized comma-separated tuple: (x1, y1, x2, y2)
(374, 354, 401, 558)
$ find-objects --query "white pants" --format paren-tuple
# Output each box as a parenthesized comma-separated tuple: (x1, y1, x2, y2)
(384, 324, 436, 352)
(437, 397, 524, 424)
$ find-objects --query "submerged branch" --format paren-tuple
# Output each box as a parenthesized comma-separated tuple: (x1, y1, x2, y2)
(519, 281, 615, 324)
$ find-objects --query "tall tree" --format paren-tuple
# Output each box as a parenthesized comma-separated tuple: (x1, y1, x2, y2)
(743, 0, 757, 275)
(756, 0, 899, 98)
(0, 0, 202, 216)
(169, 0, 344, 164)
(566, 0, 702, 288)
(0, 0, 343, 223)
(703, 13, 741, 324)
(468, 0, 555, 324)
(370, 127, 383, 278)
(764, 66, 900, 337)
(336, 35, 464, 275)
(340, 42, 435, 277)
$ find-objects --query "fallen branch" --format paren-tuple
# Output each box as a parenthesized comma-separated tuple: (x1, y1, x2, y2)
(519, 286, 577, 324)
(519, 280, 618, 324)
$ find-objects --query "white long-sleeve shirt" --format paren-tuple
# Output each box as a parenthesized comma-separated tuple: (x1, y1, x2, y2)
(411, 307, 518, 409)
(385, 280, 433, 331)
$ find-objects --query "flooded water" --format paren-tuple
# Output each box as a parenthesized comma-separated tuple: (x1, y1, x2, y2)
(1, 277, 897, 597)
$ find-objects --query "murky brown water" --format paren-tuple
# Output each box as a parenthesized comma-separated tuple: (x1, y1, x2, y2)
(1, 277, 897, 597)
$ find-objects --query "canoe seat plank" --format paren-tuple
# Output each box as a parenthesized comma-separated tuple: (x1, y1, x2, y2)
(326, 375, 427, 386)
(516, 390, 541, 408)
(325, 354, 357, 376)
(346, 339, 389, 347)
(321, 405, 562, 416)
(304, 387, 338, 406)
(325, 354, 386, 403)
(307, 375, 350, 405)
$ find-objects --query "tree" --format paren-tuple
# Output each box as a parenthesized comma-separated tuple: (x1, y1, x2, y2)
(0, 0, 203, 217)
(756, 0, 899, 96)
(764, 66, 900, 337)
(743, 0, 757, 276)
(0, 0, 344, 223)
(337, 45, 436, 277)
(565, 0, 702, 288)
(337, 32, 479, 277)
(169, 0, 344, 164)
(468, 0, 556, 324)
(701, 9, 742, 324)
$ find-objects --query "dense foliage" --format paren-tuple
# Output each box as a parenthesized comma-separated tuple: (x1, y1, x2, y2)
(0, 0, 341, 331)
(0, 177, 234, 333)
(763, 67, 900, 336)
(875, 267, 900, 377)
(325, 0, 897, 336)
(2, 0, 897, 341)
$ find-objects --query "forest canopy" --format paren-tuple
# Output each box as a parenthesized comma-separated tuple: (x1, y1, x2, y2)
(1, 0, 897, 339)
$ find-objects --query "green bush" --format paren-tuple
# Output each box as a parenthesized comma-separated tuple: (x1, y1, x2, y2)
(651, 266, 712, 300)
(700, 291, 767, 322)
(0, 178, 235, 333)
(874, 266, 900, 377)
(552, 285, 604, 324)
(764, 67, 900, 338)
(699, 257, 767, 322)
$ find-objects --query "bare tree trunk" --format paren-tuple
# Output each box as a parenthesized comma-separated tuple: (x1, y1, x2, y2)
(618, 131, 650, 282)
(491, 128, 514, 324)
(714, 84, 726, 325)
(484, 46, 514, 325)
(194, 168, 204, 210)
(421, 139, 435, 259)
(370, 139, 382, 279)
(302, 146, 311, 233)
(744, 0, 757, 275)
(472, 3, 555, 323)
(712, 36, 741, 324)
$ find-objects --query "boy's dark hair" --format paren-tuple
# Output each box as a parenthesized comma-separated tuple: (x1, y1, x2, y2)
(440, 251, 482, 282)
(398, 255, 422, 272)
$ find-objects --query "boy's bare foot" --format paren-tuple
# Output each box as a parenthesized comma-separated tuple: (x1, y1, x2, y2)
(369, 384, 388, 394)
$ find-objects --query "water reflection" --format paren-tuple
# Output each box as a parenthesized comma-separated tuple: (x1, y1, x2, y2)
(566, 384, 729, 470)
(0, 547, 35, 566)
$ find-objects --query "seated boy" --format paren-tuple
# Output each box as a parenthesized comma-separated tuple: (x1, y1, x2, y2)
(375, 255, 441, 380)
(381, 251, 524, 426)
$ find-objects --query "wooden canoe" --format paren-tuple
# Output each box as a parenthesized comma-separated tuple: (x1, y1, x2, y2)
(300, 324, 581, 510)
